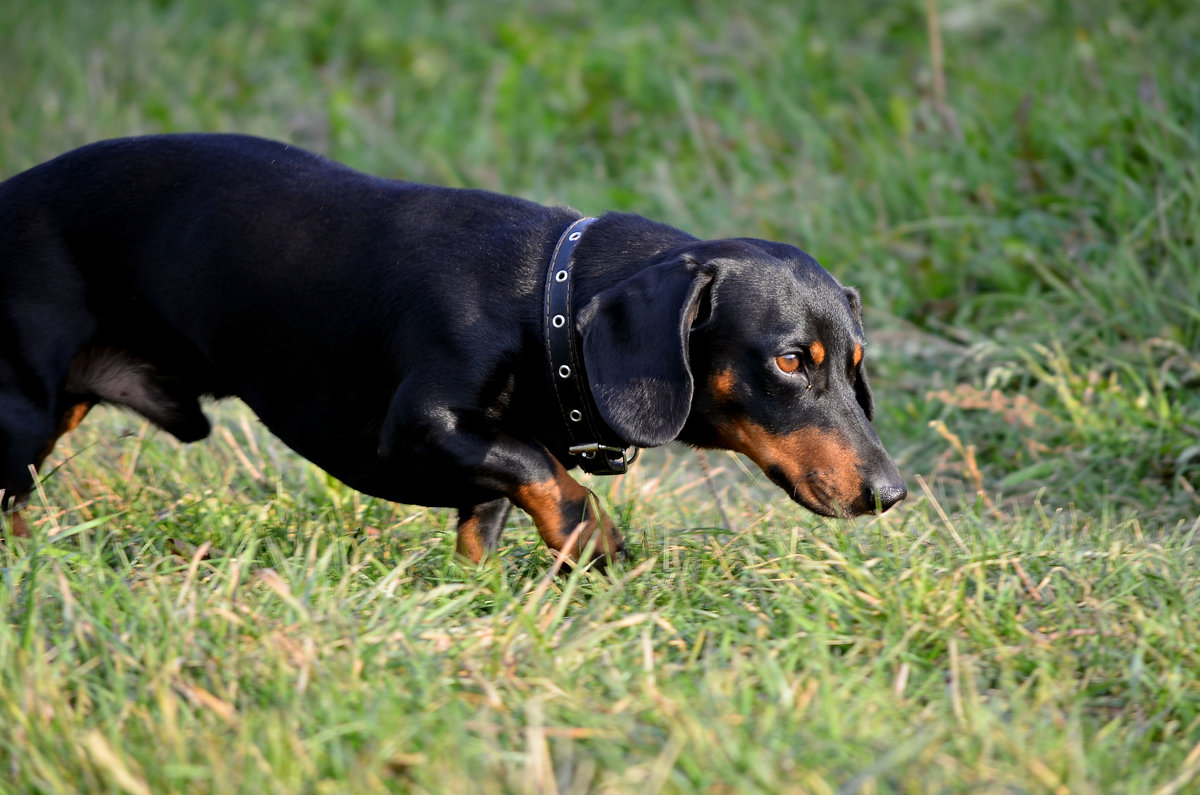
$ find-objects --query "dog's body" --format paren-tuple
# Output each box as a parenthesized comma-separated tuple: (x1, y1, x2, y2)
(0, 134, 904, 562)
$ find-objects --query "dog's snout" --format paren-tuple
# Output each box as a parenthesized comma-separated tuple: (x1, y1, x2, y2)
(866, 474, 906, 513)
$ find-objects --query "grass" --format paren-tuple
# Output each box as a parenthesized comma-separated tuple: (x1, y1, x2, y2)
(2, 0, 1200, 791)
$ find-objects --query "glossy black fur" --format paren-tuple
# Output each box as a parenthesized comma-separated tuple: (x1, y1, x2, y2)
(0, 134, 904, 555)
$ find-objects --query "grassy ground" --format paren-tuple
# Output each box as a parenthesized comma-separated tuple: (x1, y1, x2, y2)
(2, 0, 1199, 792)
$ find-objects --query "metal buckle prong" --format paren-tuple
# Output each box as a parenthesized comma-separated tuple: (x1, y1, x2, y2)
(568, 443, 625, 458)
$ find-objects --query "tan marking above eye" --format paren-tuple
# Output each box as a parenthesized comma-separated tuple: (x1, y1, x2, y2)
(775, 353, 801, 373)
(853, 344, 863, 367)
(809, 341, 826, 367)
(711, 368, 736, 399)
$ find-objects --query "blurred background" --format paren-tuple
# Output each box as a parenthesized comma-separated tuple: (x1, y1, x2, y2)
(3, 0, 1198, 526)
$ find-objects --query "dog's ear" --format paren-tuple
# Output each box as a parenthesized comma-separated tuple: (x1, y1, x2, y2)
(844, 287, 875, 421)
(579, 257, 714, 447)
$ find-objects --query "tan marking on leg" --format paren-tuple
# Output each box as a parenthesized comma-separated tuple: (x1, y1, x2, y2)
(809, 341, 825, 367)
(513, 463, 623, 563)
(60, 402, 91, 433)
(456, 514, 487, 563)
(853, 344, 863, 367)
(2, 487, 30, 538)
(714, 418, 866, 515)
(35, 401, 93, 469)
(11, 401, 94, 539)
(514, 471, 590, 553)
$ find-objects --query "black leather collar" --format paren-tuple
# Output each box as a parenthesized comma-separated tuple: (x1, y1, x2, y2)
(542, 217, 634, 475)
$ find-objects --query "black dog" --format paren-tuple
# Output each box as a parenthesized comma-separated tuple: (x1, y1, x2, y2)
(0, 134, 904, 563)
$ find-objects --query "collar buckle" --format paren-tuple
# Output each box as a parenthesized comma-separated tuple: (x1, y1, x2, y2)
(568, 443, 638, 475)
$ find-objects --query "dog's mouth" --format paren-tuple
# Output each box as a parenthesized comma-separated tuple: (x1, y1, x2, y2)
(765, 464, 855, 518)
(710, 417, 903, 517)
(764, 462, 905, 517)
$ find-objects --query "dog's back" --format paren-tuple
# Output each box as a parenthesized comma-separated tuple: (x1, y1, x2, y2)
(0, 135, 571, 515)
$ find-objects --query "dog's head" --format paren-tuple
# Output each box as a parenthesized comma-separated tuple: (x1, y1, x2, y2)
(578, 239, 905, 517)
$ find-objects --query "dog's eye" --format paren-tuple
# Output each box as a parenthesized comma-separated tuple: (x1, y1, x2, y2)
(775, 353, 802, 374)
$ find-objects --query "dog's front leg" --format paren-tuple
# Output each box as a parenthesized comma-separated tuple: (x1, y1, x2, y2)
(455, 498, 511, 561)
(455, 447, 625, 567)
(506, 455, 625, 567)
(383, 391, 626, 568)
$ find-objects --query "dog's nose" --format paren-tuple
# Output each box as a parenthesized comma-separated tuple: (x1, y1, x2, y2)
(867, 475, 906, 513)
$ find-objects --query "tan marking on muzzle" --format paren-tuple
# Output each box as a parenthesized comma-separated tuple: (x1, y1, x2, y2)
(715, 417, 867, 515)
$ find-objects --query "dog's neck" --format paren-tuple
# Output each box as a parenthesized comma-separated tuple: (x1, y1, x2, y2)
(542, 217, 634, 475)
